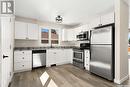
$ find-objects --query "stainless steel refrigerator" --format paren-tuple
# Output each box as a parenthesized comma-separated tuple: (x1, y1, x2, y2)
(90, 24, 114, 81)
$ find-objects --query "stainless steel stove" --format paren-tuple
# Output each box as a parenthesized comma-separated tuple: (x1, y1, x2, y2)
(73, 43, 90, 69)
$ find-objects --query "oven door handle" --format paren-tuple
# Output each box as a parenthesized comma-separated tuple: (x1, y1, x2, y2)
(74, 51, 83, 54)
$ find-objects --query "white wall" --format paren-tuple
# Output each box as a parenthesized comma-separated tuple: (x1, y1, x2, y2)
(0, 16, 2, 87)
(114, 0, 129, 84)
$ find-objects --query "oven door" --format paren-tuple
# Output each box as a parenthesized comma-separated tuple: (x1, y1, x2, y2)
(73, 51, 83, 62)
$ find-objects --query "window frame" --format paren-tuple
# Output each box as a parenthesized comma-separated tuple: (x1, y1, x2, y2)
(40, 26, 60, 46)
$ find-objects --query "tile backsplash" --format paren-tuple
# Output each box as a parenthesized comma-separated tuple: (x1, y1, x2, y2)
(15, 40, 81, 47)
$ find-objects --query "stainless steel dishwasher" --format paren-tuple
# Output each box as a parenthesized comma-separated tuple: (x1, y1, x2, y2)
(32, 50, 46, 68)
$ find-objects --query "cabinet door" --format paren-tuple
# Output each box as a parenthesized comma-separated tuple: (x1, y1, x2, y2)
(62, 29, 77, 41)
(27, 23, 39, 40)
(62, 29, 68, 41)
(55, 49, 66, 65)
(14, 61, 32, 72)
(65, 49, 73, 63)
(14, 50, 32, 63)
(15, 21, 27, 39)
(101, 12, 114, 25)
(46, 50, 56, 66)
(67, 29, 75, 41)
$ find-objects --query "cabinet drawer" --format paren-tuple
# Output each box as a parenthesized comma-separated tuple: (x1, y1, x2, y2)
(85, 57, 90, 63)
(14, 62, 32, 71)
(85, 65, 90, 71)
(14, 50, 32, 62)
(14, 50, 32, 56)
(14, 56, 32, 63)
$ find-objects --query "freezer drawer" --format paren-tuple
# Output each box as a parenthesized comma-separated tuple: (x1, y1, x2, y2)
(90, 45, 114, 80)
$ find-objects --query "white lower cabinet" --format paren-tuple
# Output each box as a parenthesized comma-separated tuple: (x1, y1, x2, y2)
(14, 62, 32, 71)
(65, 49, 73, 63)
(46, 49, 73, 67)
(46, 49, 57, 66)
(14, 50, 32, 73)
(84, 50, 90, 71)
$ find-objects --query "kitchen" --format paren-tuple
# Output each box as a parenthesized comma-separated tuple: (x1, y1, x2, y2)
(0, 0, 129, 87)
(14, 12, 114, 71)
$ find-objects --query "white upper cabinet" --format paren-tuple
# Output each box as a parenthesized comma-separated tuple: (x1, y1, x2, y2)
(89, 12, 114, 29)
(62, 29, 74, 41)
(101, 12, 115, 25)
(15, 21, 27, 39)
(62, 26, 89, 41)
(67, 29, 74, 41)
(62, 29, 68, 41)
(15, 21, 39, 40)
(27, 23, 39, 40)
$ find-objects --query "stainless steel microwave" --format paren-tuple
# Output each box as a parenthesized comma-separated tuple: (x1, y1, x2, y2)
(77, 31, 89, 41)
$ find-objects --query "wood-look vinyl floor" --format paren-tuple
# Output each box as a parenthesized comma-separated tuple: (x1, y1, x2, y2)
(10, 64, 128, 87)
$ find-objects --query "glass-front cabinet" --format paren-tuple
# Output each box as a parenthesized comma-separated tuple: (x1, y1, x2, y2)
(41, 28, 59, 45)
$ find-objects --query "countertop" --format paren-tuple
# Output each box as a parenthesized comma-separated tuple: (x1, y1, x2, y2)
(14, 46, 80, 51)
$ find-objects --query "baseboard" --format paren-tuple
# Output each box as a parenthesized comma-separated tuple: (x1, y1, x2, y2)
(114, 75, 129, 84)
(46, 62, 72, 67)
(8, 71, 14, 87)
(56, 61, 72, 66)
(14, 69, 32, 73)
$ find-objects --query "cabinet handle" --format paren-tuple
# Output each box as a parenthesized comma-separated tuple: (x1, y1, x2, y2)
(3, 55, 9, 59)
(22, 65, 24, 67)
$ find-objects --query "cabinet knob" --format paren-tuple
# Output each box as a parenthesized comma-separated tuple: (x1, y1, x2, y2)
(22, 65, 24, 67)
(22, 52, 24, 54)
(22, 57, 24, 59)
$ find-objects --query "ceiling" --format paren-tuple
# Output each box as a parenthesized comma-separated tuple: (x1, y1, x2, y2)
(15, 0, 114, 28)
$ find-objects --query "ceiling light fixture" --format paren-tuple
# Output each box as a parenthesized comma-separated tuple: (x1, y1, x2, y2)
(55, 15, 63, 23)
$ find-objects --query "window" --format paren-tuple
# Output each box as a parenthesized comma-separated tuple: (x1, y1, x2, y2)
(41, 28, 59, 45)
(51, 29, 59, 44)
(41, 29, 49, 44)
